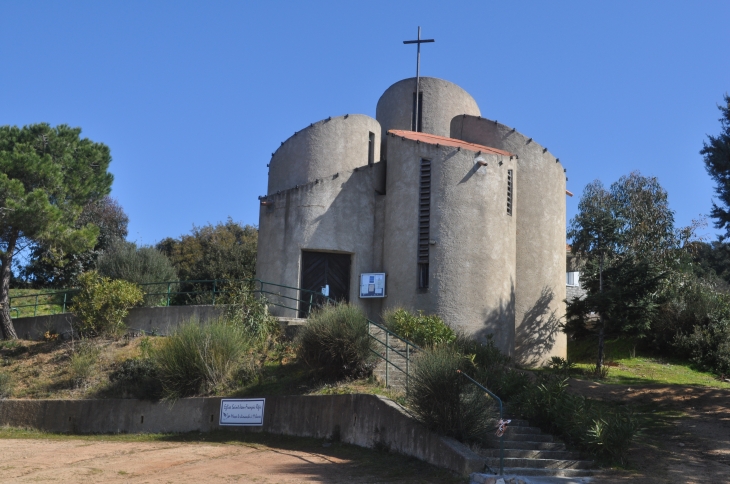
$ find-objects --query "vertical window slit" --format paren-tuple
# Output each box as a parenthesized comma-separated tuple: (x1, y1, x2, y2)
(412, 92, 424, 132)
(507, 169, 513, 216)
(418, 159, 431, 289)
(368, 132, 375, 165)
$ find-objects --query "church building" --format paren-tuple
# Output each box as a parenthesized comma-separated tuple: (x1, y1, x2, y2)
(256, 76, 568, 365)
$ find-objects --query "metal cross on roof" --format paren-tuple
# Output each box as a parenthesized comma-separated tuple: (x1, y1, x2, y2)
(403, 26, 434, 132)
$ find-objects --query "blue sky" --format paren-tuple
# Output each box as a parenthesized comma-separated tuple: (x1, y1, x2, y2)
(1, 1, 729, 244)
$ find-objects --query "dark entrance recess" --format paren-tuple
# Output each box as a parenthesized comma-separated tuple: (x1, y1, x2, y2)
(299, 250, 351, 317)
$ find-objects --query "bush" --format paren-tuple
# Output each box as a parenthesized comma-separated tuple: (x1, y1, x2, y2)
(68, 341, 100, 387)
(408, 345, 496, 443)
(512, 375, 638, 464)
(97, 238, 178, 305)
(153, 320, 258, 398)
(675, 318, 730, 375)
(296, 303, 374, 380)
(0, 372, 13, 398)
(651, 274, 730, 374)
(70, 271, 144, 337)
(224, 283, 280, 343)
(109, 357, 163, 400)
(407, 331, 636, 463)
(383, 308, 455, 347)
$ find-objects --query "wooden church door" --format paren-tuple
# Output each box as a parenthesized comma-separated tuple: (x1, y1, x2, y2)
(299, 251, 351, 316)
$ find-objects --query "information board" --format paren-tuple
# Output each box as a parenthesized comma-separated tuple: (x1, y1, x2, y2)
(219, 398, 265, 426)
(359, 273, 386, 298)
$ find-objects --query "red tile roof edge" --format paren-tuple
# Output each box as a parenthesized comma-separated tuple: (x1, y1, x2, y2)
(388, 130, 513, 156)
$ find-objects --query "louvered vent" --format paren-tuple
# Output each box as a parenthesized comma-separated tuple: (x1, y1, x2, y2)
(418, 159, 431, 263)
(418, 159, 431, 288)
(507, 169, 513, 216)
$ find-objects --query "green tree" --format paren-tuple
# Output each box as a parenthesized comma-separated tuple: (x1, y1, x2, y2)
(567, 173, 681, 373)
(0, 124, 112, 339)
(156, 219, 257, 302)
(567, 180, 623, 374)
(96, 238, 177, 304)
(22, 196, 129, 287)
(702, 94, 730, 238)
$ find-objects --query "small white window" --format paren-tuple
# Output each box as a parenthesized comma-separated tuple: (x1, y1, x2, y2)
(566, 272, 580, 287)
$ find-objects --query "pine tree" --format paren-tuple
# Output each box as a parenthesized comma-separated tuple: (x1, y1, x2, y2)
(703, 95, 730, 238)
(0, 124, 113, 339)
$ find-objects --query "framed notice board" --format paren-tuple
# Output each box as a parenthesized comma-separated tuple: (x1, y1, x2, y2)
(359, 273, 386, 298)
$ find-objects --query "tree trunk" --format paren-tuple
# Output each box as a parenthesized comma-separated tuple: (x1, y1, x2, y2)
(596, 252, 604, 376)
(0, 233, 19, 340)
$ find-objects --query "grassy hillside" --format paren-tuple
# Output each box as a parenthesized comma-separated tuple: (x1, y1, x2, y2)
(8, 289, 71, 318)
(567, 337, 730, 388)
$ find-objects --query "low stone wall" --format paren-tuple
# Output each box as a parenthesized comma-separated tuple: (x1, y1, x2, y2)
(0, 394, 484, 476)
(11, 305, 228, 340)
(11, 307, 308, 341)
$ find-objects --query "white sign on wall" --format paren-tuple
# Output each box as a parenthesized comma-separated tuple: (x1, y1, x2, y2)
(219, 398, 265, 426)
(360, 273, 386, 298)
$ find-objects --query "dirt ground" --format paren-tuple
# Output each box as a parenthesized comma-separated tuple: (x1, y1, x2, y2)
(0, 434, 463, 484)
(567, 379, 730, 483)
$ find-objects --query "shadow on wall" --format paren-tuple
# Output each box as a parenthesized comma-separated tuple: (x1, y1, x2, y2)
(515, 286, 562, 367)
(472, 282, 516, 358)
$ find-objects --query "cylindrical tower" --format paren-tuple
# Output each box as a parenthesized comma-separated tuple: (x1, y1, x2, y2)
(257, 114, 383, 318)
(450, 115, 568, 365)
(267, 114, 381, 194)
(376, 77, 480, 157)
(382, 132, 516, 352)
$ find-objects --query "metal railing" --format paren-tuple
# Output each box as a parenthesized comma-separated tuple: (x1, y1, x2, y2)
(366, 319, 420, 393)
(457, 369, 505, 476)
(8, 278, 333, 319)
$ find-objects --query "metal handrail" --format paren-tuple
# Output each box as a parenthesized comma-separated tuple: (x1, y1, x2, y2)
(8, 278, 335, 319)
(457, 369, 504, 476)
(365, 319, 420, 393)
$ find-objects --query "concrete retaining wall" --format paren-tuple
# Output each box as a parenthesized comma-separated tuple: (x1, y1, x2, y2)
(0, 394, 484, 476)
(11, 305, 227, 340)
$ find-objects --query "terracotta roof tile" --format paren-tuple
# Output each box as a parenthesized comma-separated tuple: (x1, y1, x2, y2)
(388, 130, 512, 156)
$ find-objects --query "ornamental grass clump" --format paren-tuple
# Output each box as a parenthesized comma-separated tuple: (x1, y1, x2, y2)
(295, 303, 375, 380)
(153, 319, 258, 398)
(0, 372, 12, 398)
(408, 345, 496, 443)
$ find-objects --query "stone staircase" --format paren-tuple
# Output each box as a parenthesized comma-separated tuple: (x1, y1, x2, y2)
(369, 324, 417, 390)
(476, 418, 595, 479)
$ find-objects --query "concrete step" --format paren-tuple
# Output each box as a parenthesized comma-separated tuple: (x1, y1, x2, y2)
(480, 449, 582, 460)
(504, 419, 530, 427)
(504, 426, 544, 435)
(490, 433, 554, 442)
(487, 458, 594, 470)
(500, 468, 595, 478)
(471, 472, 596, 483)
(485, 441, 567, 451)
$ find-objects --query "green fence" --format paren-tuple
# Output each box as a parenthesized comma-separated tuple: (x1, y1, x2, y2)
(8, 279, 330, 319)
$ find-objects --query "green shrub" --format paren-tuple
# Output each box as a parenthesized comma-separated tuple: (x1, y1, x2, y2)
(69, 341, 100, 387)
(224, 284, 280, 342)
(408, 330, 636, 463)
(408, 345, 496, 443)
(108, 357, 163, 400)
(296, 303, 374, 380)
(0, 372, 13, 398)
(153, 320, 258, 398)
(675, 318, 730, 375)
(512, 375, 638, 464)
(97, 238, 178, 305)
(70, 271, 144, 337)
(651, 274, 730, 375)
(384, 308, 455, 347)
